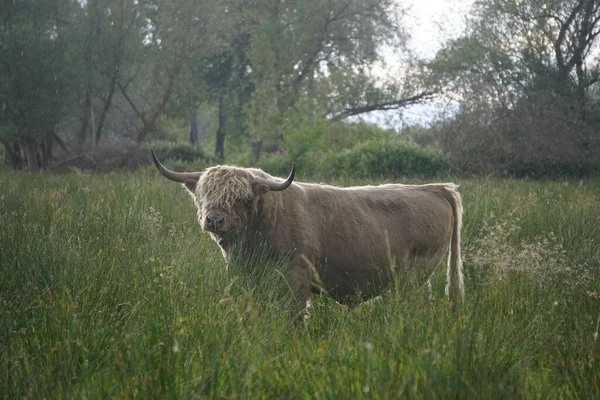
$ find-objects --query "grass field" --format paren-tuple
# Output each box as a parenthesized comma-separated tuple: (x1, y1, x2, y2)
(1, 168, 599, 398)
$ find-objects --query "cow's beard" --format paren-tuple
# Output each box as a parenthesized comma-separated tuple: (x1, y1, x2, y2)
(214, 231, 236, 248)
(215, 226, 267, 251)
(218, 234, 234, 247)
(211, 217, 265, 254)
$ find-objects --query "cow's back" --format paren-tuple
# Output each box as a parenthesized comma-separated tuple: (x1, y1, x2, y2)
(295, 183, 454, 302)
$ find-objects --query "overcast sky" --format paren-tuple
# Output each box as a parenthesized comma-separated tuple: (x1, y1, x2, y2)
(403, 0, 473, 59)
(368, 0, 474, 128)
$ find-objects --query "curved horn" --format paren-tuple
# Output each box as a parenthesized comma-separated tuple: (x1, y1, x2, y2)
(254, 163, 296, 191)
(150, 149, 202, 183)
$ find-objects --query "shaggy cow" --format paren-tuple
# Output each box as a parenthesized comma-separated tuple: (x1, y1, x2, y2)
(151, 150, 464, 311)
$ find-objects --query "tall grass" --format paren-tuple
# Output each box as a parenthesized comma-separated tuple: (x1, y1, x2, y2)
(1, 169, 598, 398)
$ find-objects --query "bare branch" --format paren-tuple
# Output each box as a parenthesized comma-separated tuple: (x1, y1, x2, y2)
(329, 91, 434, 121)
(556, 0, 586, 74)
(117, 80, 147, 125)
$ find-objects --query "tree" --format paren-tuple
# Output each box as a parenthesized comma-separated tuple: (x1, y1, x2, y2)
(0, 0, 76, 169)
(116, 0, 222, 143)
(185, 1, 256, 161)
(428, 0, 600, 175)
(73, 0, 144, 148)
(430, 0, 600, 109)
(245, 0, 432, 155)
(0, 0, 442, 169)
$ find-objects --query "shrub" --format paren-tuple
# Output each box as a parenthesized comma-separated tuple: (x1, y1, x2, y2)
(256, 132, 449, 180)
(51, 141, 151, 171)
(318, 139, 450, 179)
(152, 143, 212, 164)
(507, 159, 598, 179)
(281, 119, 396, 167)
(254, 118, 448, 180)
(254, 153, 295, 177)
(436, 94, 600, 178)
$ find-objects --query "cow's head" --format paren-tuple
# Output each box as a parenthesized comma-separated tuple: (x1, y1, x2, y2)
(151, 150, 295, 245)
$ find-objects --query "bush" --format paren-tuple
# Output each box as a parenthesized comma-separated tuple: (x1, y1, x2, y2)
(507, 159, 599, 179)
(152, 143, 212, 164)
(436, 94, 600, 178)
(318, 139, 449, 179)
(51, 141, 151, 172)
(280, 119, 396, 170)
(253, 118, 449, 180)
(254, 153, 295, 177)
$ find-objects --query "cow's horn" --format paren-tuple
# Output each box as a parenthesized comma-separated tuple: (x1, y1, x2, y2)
(254, 163, 295, 191)
(151, 149, 202, 182)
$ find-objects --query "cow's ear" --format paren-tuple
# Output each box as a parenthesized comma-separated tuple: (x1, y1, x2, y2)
(251, 182, 270, 197)
(184, 179, 198, 194)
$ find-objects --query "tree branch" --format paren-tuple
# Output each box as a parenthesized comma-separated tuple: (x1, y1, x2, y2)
(555, 0, 586, 76)
(329, 91, 434, 121)
(117, 80, 147, 126)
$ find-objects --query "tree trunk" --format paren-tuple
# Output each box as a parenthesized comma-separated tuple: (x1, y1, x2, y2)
(11, 142, 22, 169)
(136, 121, 155, 144)
(1, 140, 19, 168)
(40, 137, 50, 170)
(77, 91, 91, 147)
(190, 115, 198, 146)
(215, 88, 227, 161)
(90, 105, 97, 148)
(250, 139, 263, 164)
(1, 131, 65, 170)
(95, 58, 120, 145)
(23, 141, 38, 170)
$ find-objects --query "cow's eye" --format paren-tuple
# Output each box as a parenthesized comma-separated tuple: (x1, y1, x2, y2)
(235, 198, 252, 208)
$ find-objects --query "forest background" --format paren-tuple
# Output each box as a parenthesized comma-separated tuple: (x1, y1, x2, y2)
(2, 0, 599, 178)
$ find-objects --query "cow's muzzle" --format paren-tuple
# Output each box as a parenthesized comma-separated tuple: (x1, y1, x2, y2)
(204, 214, 226, 232)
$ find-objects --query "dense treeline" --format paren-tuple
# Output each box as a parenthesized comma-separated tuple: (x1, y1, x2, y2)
(429, 0, 600, 177)
(0, 0, 424, 169)
(1, 0, 599, 177)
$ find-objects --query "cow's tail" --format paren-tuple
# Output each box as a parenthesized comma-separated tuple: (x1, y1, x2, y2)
(442, 184, 465, 302)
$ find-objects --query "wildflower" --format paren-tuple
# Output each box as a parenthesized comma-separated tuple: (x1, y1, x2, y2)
(142, 206, 163, 234)
(466, 213, 584, 291)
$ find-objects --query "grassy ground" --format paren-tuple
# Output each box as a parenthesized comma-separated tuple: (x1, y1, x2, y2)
(1, 168, 599, 398)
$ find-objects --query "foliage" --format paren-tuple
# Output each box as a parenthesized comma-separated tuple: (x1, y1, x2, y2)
(0, 0, 429, 168)
(429, 0, 600, 105)
(507, 159, 599, 178)
(254, 119, 448, 179)
(242, 0, 430, 144)
(283, 119, 395, 160)
(0, 0, 78, 169)
(432, 94, 599, 177)
(427, 0, 600, 177)
(1, 171, 599, 397)
(319, 139, 449, 179)
(152, 143, 213, 164)
(3, 0, 599, 177)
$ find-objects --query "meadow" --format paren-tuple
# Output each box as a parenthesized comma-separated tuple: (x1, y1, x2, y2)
(1, 168, 599, 398)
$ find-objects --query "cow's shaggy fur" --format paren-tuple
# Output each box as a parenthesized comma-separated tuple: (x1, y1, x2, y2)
(152, 152, 465, 313)
(198, 167, 257, 210)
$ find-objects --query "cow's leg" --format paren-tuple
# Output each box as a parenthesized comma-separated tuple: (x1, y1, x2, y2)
(287, 261, 312, 321)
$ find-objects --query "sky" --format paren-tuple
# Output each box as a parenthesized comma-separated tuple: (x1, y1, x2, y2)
(367, 0, 474, 128)
(403, 0, 473, 59)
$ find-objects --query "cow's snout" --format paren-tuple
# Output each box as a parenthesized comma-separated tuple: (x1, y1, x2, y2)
(205, 214, 226, 231)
